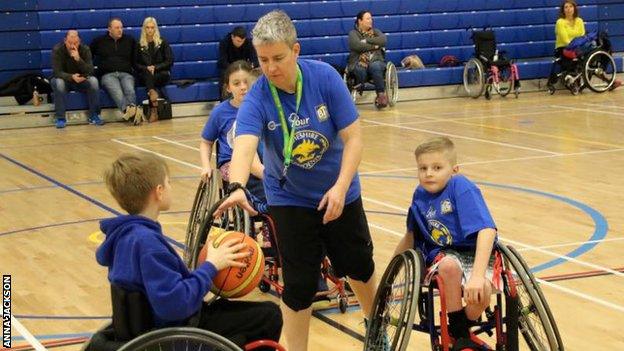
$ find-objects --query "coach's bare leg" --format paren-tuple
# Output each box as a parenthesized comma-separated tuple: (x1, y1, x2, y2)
(348, 271, 377, 319)
(280, 303, 312, 351)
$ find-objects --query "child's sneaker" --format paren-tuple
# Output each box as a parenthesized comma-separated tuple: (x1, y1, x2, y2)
(88, 115, 104, 126)
(451, 337, 481, 351)
(55, 118, 66, 129)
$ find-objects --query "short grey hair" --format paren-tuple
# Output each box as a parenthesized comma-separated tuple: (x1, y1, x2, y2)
(252, 10, 298, 48)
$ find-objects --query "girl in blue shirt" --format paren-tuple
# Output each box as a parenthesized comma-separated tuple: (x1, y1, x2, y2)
(200, 60, 265, 200)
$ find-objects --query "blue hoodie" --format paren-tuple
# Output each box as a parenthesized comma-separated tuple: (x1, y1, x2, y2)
(97, 215, 217, 327)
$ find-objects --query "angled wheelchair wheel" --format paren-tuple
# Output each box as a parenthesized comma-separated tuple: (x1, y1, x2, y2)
(499, 244, 563, 351)
(343, 70, 358, 102)
(188, 194, 247, 270)
(117, 327, 242, 351)
(463, 58, 486, 98)
(184, 174, 223, 267)
(583, 50, 616, 93)
(495, 65, 515, 97)
(363, 249, 422, 351)
(385, 61, 399, 106)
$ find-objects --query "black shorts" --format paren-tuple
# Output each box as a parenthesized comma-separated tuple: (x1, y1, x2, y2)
(269, 197, 375, 311)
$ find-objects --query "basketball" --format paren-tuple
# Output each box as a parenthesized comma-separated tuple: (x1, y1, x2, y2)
(197, 230, 264, 298)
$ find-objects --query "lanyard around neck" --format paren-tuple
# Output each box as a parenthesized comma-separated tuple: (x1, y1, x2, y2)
(268, 66, 303, 171)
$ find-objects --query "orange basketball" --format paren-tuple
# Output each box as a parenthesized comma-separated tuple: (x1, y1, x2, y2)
(197, 230, 264, 298)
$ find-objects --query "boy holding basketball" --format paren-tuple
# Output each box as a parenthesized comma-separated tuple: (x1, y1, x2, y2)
(393, 137, 498, 351)
(98, 152, 282, 347)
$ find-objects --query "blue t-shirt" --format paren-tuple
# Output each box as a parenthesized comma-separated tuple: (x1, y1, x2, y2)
(201, 100, 237, 167)
(406, 175, 497, 264)
(236, 59, 361, 208)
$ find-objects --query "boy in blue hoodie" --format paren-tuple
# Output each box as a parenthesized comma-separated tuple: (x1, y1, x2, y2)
(393, 137, 498, 351)
(98, 152, 282, 347)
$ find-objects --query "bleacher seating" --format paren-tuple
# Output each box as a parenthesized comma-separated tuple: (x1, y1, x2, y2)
(1, 0, 623, 111)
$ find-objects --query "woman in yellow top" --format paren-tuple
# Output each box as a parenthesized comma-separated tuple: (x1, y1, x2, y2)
(547, 0, 584, 89)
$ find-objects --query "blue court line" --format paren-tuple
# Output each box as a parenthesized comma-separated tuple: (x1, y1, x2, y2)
(0, 153, 185, 250)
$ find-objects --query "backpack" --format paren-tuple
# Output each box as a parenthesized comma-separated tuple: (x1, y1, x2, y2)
(439, 55, 460, 67)
(401, 55, 424, 69)
(563, 31, 598, 59)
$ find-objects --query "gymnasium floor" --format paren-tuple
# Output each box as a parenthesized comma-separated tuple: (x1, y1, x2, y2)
(1, 89, 623, 350)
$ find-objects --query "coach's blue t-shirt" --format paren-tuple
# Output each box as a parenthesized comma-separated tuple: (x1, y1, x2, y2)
(236, 59, 361, 208)
(201, 100, 237, 167)
(406, 174, 497, 264)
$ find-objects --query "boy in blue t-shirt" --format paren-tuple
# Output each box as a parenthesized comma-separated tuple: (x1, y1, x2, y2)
(393, 137, 498, 351)
(98, 152, 281, 347)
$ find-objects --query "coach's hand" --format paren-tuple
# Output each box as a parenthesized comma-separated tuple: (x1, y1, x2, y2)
(318, 184, 347, 224)
(213, 188, 257, 218)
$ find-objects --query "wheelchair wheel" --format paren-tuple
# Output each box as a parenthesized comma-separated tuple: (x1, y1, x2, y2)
(495, 65, 515, 97)
(463, 58, 486, 98)
(117, 327, 242, 351)
(583, 50, 617, 93)
(188, 195, 247, 270)
(363, 250, 422, 351)
(184, 174, 223, 267)
(385, 61, 399, 106)
(499, 244, 563, 351)
(343, 70, 358, 102)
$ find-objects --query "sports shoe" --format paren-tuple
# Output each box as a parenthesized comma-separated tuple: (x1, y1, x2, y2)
(55, 118, 66, 129)
(451, 337, 481, 351)
(609, 79, 622, 91)
(133, 107, 145, 125)
(375, 92, 389, 108)
(88, 114, 104, 126)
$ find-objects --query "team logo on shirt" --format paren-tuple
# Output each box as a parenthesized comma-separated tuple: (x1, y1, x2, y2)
(426, 206, 436, 219)
(428, 220, 453, 246)
(291, 130, 329, 169)
(316, 104, 329, 122)
(441, 199, 453, 214)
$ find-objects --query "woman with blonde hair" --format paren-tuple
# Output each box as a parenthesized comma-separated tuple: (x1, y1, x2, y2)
(135, 17, 173, 121)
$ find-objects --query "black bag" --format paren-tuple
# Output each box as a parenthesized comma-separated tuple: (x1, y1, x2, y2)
(0, 73, 51, 105)
(142, 98, 172, 121)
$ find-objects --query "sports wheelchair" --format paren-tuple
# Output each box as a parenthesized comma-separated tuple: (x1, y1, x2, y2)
(185, 175, 353, 313)
(463, 29, 521, 100)
(81, 284, 284, 351)
(343, 60, 399, 108)
(363, 244, 563, 351)
(548, 31, 617, 95)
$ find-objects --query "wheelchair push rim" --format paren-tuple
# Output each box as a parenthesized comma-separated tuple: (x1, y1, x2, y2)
(363, 249, 421, 351)
(184, 174, 222, 266)
(499, 244, 563, 351)
(492, 64, 515, 97)
(583, 50, 617, 93)
(385, 61, 399, 106)
(463, 58, 486, 98)
(117, 327, 243, 351)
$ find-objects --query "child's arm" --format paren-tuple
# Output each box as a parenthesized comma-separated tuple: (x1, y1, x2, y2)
(464, 228, 496, 304)
(199, 139, 214, 180)
(393, 230, 414, 257)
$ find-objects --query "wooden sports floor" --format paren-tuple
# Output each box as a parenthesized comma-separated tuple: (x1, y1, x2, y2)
(1, 89, 623, 351)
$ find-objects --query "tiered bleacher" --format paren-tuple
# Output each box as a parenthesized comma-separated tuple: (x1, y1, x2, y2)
(1, 0, 623, 111)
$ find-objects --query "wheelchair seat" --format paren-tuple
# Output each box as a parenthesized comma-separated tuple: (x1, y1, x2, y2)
(84, 284, 155, 351)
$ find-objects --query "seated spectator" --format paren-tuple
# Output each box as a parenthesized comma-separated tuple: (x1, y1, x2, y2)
(217, 26, 258, 98)
(135, 17, 173, 122)
(348, 10, 388, 107)
(51, 30, 103, 128)
(91, 18, 143, 121)
(547, 1, 585, 89)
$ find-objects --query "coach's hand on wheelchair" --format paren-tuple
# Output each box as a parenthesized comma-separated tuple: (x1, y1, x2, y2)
(213, 188, 258, 219)
(206, 238, 251, 271)
(317, 183, 347, 224)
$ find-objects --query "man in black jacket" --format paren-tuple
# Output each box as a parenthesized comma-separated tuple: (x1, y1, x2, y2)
(51, 30, 103, 128)
(90, 18, 142, 121)
(217, 26, 257, 99)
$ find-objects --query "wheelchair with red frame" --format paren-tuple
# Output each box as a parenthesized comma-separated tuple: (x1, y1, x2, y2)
(363, 244, 563, 351)
(184, 175, 353, 313)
